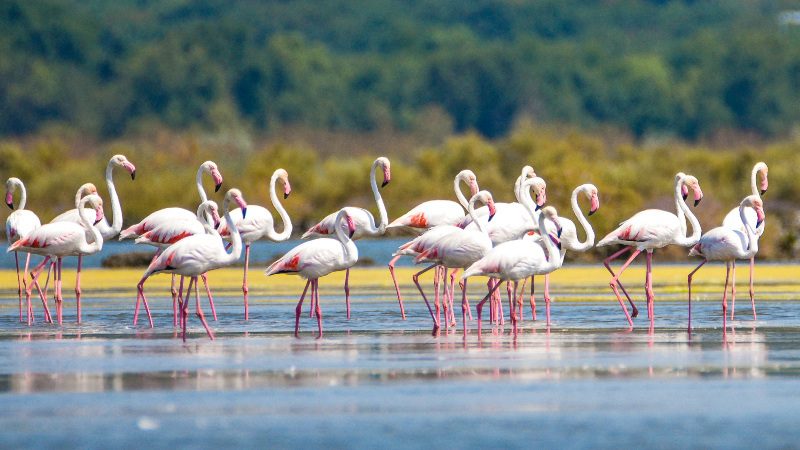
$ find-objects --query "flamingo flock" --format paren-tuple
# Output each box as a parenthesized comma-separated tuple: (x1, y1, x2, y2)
(3, 155, 772, 340)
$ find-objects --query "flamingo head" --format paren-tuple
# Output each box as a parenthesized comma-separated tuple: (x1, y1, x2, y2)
(198, 200, 221, 229)
(681, 184, 689, 201)
(112, 154, 137, 180)
(79, 183, 99, 198)
(84, 194, 105, 225)
(4, 192, 12, 210)
(476, 190, 496, 221)
(744, 195, 765, 229)
(521, 165, 536, 180)
(202, 161, 224, 192)
(225, 188, 248, 219)
(276, 169, 291, 199)
(346, 213, 356, 238)
(757, 162, 769, 195)
(377, 157, 391, 188)
(584, 184, 600, 216)
(4, 177, 20, 209)
(457, 170, 480, 196)
(527, 177, 547, 209)
(542, 206, 562, 249)
(683, 175, 703, 206)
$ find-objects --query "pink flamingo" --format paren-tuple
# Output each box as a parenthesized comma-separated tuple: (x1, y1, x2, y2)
(721, 162, 767, 320)
(413, 191, 496, 334)
(120, 160, 223, 317)
(137, 189, 248, 341)
(48, 154, 136, 322)
(385, 169, 479, 319)
(267, 209, 358, 339)
(132, 200, 221, 327)
(302, 157, 389, 319)
(9, 193, 105, 325)
(463, 204, 563, 334)
(598, 172, 703, 328)
(217, 168, 292, 320)
(5, 177, 42, 322)
(687, 195, 764, 333)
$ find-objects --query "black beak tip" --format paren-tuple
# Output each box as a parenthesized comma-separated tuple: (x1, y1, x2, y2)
(6, 202, 13, 210)
(760, 189, 767, 195)
(130, 171, 136, 180)
(488, 213, 495, 222)
(241, 207, 247, 219)
(94, 218, 102, 225)
(683, 193, 689, 201)
(381, 180, 390, 188)
(214, 221, 220, 230)
(284, 192, 290, 199)
(535, 204, 542, 211)
(588, 209, 595, 216)
(694, 198, 702, 207)
(757, 219, 764, 228)
(215, 183, 222, 193)
(557, 228, 563, 238)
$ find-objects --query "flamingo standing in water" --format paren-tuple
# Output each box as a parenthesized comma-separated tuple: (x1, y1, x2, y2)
(132, 200, 221, 327)
(721, 162, 768, 320)
(413, 191, 496, 333)
(385, 169, 479, 319)
(302, 157, 390, 319)
(49, 154, 136, 322)
(9, 194, 105, 325)
(687, 195, 764, 333)
(120, 160, 223, 318)
(267, 209, 358, 339)
(463, 204, 563, 334)
(137, 189, 248, 341)
(217, 168, 292, 320)
(5, 177, 42, 322)
(597, 172, 704, 328)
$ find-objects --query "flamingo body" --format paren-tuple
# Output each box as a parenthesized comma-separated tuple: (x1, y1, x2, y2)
(598, 209, 685, 250)
(386, 200, 466, 235)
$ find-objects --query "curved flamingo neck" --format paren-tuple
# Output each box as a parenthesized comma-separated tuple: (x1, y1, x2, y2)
(750, 163, 766, 199)
(196, 202, 216, 234)
(739, 203, 758, 257)
(570, 185, 595, 251)
(196, 165, 209, 203)
(454, 173, 470, 211)
(673, 176, 701, 247)
(77, 196, 103, 254)
(334, 211, 357, 261)
(105, 158, 123, 235)
(14, 180, 27, 210)
(538, 212, 561, 271)
(221, 197, 242, 263)
(265, 170, 292, 241)
(369, 159, 388, 234)
(468, 197, 488, 234)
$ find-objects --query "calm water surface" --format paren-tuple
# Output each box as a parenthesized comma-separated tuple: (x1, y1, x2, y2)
(1, 293, 799, 449)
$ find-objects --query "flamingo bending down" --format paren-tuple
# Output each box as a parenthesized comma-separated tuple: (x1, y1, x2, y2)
(218, 168, 292, 320)
(721, 162, 768, 320)
(302, 157, 390, 319)
(386, 169, 479, 319)
(119, 160, 223, 318)
(9, 194, 104, 325)
(597, 173, 703, 328)
(463, 205, 563, 334)
(137, 189, 247, 341)
(267, 209, 358, 339)
(132, 200, 221, 327)
(5, 177, 42, 322)
(413, 191, 496, 334)
(687, 195, 764, 333)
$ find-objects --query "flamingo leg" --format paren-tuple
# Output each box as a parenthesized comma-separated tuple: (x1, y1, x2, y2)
(518, 277, 526, 321)
(314, 280, 323, 339)
(178, 276, 186, 330)
(506, 281, 513, 328)
(170, 273, 178, 325)
(135, 273, 155, 328)
(730, 260, 737, 321)
(15, 252, 22, 323)
(487, 279, 495, 324)
(182, 276, 193, 342)
(195, 276, 215, 340)
(607, 247, 641, 327)
(200, 273, 217, 321)
(387, 254, 407, 319)
(460, 278, 469, 335)
(243, 244, 250, 320)
(133, 250, 161, 326)
(294, 280, 311, 337)
(451, 269, 462, 324)
(22, 253, 31, 323)
(434, 267, 442, 329)
(438, 267, 446, 330)
(55, 258, 63, 325)
(722, 262, 731, 332)
(412, 263, 440, 332)
(529, 276, 537, 321)
(645, 250, 655, 328)
(28, 256, 53, 324)
(687, 259, 706, 333)
(545, 274, 553, 327)
(748, 256, 757, 320)
(604, 246, 639, 318)
(476, 280, 504, 336)
(344, 268, 351, 320)
(75, 255, 83, 324)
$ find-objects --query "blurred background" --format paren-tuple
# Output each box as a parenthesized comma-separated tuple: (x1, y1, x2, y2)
(3, 0, 800, 260)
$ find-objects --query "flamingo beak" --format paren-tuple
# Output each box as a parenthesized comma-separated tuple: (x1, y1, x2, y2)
(548, 233, 561, 251)
(212, 169, 224, 192)
(588, 194, 599, 216)
(94, 207, 104, 225)
(537, 190, 547, 207)
(488, 202, 497, 222)
(682, 184, 689, 201)
(347, 216, 356, 238)
(5, 192, 13, 209)
(381, 169, 391, 188)
(123, 161, 137, 180)
(284, 182, 292, 200)
(213, 210, 222, 229)
(760, 179, 768, 196)
(756, 208, 765, 228)
(693, 187, 703, 207)
(131, 170, 136, 180)
(236, 195, 248, 219)
(469, 181, 479, 196)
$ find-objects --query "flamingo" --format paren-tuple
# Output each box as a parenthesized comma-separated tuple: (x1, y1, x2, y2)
(302, 156, 390, 319)
(132, 200, 221, 328)
(9, 193, 104, 325)
(522, 184, 600, 320)
(687, 195, 764, 333)
(463, 204, 563, 334)
(412, 190, 497, 334)
(386, 169, 479, 319)
(597, 172, 704, 328)
(136, 189, 248, 341)
(217, 168, 292, 320)
(266, 209, 358, 339)
(721, 162, 768, 320)
(5, 177, 42, 322)
(119, 160, 224, 317)
(48, 154, 136, 322)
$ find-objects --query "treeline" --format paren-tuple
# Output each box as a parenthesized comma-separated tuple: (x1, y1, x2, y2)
(3, 0, 800, 140)
(2, 123, 799, 260)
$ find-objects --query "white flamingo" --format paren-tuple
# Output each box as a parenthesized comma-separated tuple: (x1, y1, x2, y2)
(687, 195, 764, 333)
(598, 172, 704, 328)
(132, 200, 221, 327)
(267, 209, 358, 339)
(5, 177, 42, 322)
(386, 169, 479, 319)
(302, 157, 390, 319)
(721, 162, 768, 320)
(217, 168, 292, 320)
(463, 205, 563, 334)
(413, 190, 496, 334)
(136, 189, 248, 341)
(9, 193, 105, 325)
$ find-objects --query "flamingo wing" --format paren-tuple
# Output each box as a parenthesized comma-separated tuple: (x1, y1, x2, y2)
(6, 210, 41, 241)
(120, 207, 195, 239)
(388, 200, 464, 231)
(136, 218, 204, 247)
(9, 222, 84, 254)
(218, 205, 272, 242)
(267, 238, 346, 278)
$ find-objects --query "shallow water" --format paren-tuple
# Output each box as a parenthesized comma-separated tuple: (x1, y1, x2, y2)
(1, 294, 800, 449)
